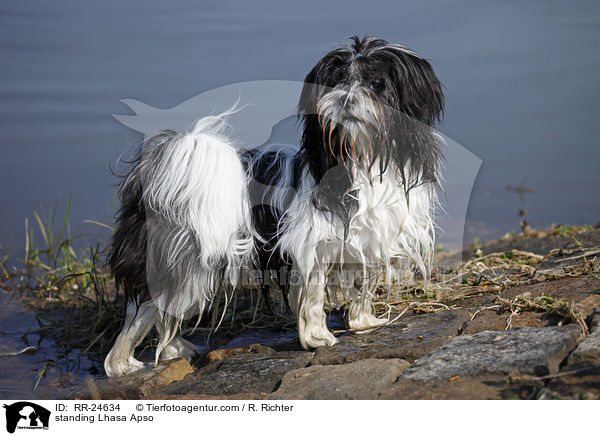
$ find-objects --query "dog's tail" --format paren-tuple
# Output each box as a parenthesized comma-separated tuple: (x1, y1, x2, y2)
(115, 109, 255, 357)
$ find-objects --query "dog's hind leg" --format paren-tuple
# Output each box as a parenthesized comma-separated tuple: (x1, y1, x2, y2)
(347, 272, 387, 332)
(104, 300, 158, 377)
(347, 299, 387, 332)
(156, 313, 201, 362)
(159, 336, 201, 361)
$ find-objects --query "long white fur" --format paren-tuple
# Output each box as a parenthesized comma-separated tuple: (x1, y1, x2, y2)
(104, 112, 256, 377)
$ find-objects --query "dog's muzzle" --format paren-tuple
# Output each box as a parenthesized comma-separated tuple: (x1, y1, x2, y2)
(316, 84, 386, 162)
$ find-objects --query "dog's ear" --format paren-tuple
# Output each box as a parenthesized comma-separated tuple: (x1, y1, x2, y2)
(385, 46, 444, 126)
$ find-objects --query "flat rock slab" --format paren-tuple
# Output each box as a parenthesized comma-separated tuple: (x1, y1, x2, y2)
(401, 325, 580, 381)
(311, 309, 471, 366)
(538, 360, 600, 399)
(268, 358, 410, 400)
(55, 358, 194, 400)
(151, 351, 312, 397)
(462, 310, 546, 335)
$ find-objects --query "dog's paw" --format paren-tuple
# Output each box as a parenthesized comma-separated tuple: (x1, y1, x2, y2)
(104, 355, 149, 377)
(348, 312, 388, 334)
(347, 299, 388, 334)
(300, 325, 338, 349)
(159, 336, 201, 361)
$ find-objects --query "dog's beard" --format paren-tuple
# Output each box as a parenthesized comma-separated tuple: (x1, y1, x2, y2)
(316, 84, 386, 167)
(309, 84, 397, 237)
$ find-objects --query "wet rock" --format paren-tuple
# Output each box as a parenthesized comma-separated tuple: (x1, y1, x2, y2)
(401, 325, 580, 381)
(538, 360, 600, 400)
(223, 328, 299, 350)
(207, 344, 275, 363)
(56, 358, 194, 400)
(151, 350, 312, 397)
(568, 309, 600, 363)
(269, 358, 410, 400)
(311, 309, 471, 366)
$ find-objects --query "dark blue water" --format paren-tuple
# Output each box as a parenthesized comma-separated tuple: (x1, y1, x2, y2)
(0, 0, 599, 398)
(1, 0, 599, 249)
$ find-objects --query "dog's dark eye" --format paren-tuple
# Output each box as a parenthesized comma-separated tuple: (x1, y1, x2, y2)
(369, 79, 385, 93)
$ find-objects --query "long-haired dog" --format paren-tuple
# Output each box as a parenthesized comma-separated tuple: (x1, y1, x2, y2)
(105, 36, 444, 377)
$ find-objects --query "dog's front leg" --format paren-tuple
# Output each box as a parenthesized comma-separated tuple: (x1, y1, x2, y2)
(294, 270, 338, 349)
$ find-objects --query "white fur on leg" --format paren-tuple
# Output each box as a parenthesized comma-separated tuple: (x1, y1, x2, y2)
(347, 299, 387, 333)
(159, 336, 201, 361)
(294, 272, 338, 349)
(104, 301, 158, 377)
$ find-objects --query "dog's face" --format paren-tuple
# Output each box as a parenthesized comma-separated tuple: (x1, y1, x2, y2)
(298, 36, 444, 230)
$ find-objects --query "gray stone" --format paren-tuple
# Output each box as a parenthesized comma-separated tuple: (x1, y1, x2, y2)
(206, 344, 275, 363)
(268, 358, 410, 400)
(401, 325, 580, 381)
(568, 309, 600, 363)
(311, 309, 471, 366)
(55, 358, 194, 400)
(151, 350, 312, 396)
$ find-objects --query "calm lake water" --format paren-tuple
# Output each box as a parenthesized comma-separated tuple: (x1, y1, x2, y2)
(0, 0, 599, 397)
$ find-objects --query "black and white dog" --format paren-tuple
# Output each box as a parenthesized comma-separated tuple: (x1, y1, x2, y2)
(104, 36, 444, 377)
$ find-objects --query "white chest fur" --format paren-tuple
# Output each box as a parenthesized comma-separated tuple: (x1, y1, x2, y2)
(278, 164, 436, 283)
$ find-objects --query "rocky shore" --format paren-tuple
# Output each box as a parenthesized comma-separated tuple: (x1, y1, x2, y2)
(56, 227, 600, 400)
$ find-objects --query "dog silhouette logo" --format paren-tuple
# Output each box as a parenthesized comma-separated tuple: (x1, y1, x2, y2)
(2, 402, 50, 433)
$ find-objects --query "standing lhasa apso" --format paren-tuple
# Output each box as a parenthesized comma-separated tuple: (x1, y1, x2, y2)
(104, 36, 444, 377)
